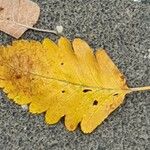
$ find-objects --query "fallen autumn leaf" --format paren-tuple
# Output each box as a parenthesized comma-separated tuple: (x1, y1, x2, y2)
(0, 37, 150, 133)
(0, 0, 40, 38)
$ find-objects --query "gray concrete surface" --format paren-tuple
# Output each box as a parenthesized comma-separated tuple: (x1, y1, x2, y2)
(0, 0, 150, 149)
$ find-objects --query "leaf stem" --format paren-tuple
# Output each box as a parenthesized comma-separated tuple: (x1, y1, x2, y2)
(130, 86, 150, 92)
(13, 22, 58, 35)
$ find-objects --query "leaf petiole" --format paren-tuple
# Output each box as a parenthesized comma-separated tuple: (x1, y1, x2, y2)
(0, 18, 63, 35)
(130, 86, 150, 92)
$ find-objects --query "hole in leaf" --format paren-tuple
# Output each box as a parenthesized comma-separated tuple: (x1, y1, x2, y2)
(113, 93, 118, 96)
(93, 100, 98, 106)
(62, 90, 65, 93)
(83, 89, 92, 93)
(61, 62, 64, 65)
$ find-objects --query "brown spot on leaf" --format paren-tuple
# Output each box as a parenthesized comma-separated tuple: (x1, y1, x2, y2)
(0, 7, 4, 11)
(15, 74, 22, 79)
(69, 124, 74, 130)
(7, 54, 34, 95)
(109, 104, 115, 110)
(120, 75, 125, 80)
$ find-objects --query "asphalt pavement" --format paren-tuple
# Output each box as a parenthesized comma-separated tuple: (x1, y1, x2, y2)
(0, 0, 150, 149)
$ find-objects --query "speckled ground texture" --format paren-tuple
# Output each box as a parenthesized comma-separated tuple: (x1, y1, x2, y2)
(0, 0, 150, 150)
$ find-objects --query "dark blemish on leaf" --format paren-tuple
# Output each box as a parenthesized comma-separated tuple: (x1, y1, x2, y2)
(69, 124, 74, 130)
(15, 74, 21, 79)
(113, 93, 118, 96)
(62, 90, 65, 93)
(0, 7, 4, 11)
(93, 100, 98, 106)
(120, 75, 124, 80)
(83, 89, 92, 93)
(110, 104, 115, 109)
(61, 62, 64, 65)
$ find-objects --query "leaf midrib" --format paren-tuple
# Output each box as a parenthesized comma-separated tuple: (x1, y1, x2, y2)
(3, 62, 129, 92)
(30, 72, 129, 91)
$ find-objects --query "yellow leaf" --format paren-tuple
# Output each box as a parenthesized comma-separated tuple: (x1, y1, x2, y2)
(0, 37, 150, 133)
(0, 0, 40, 38)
